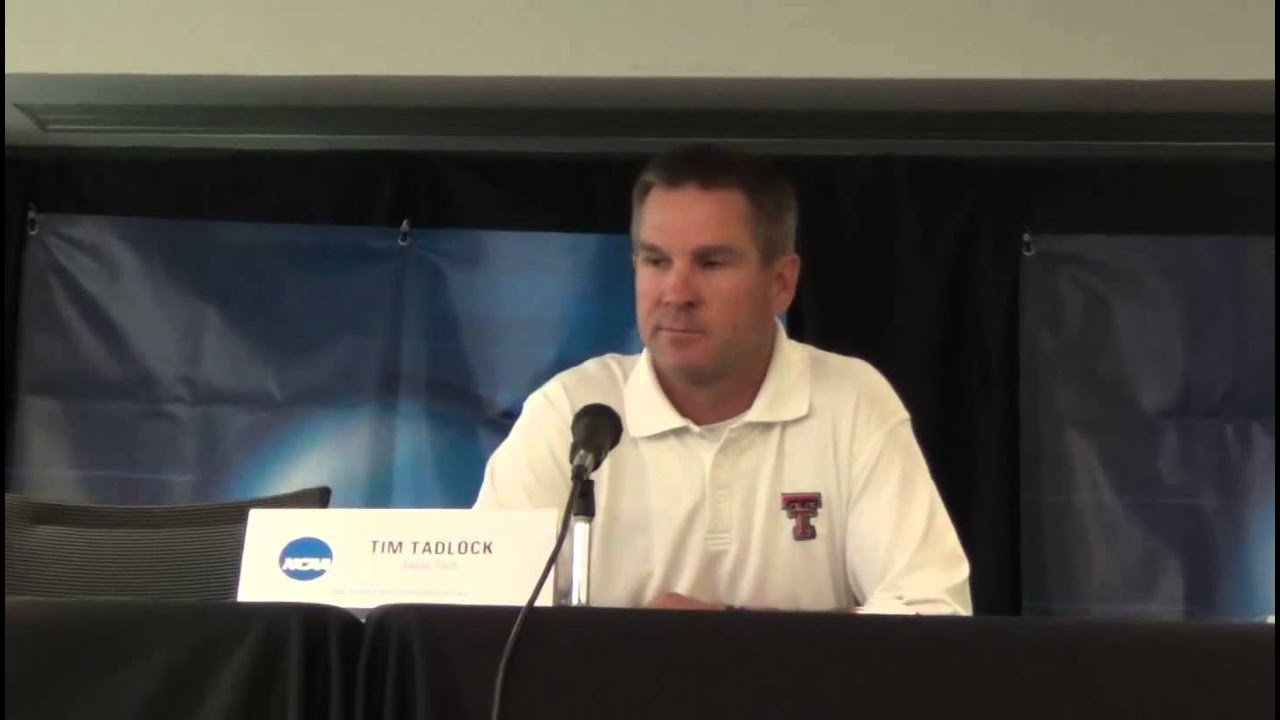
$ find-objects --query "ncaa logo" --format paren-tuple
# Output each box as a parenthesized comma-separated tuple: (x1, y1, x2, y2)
(278, 537, 333, 581)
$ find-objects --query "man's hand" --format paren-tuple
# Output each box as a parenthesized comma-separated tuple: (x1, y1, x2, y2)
(646, 592, 727, 611)
(645, 594, 860, 613)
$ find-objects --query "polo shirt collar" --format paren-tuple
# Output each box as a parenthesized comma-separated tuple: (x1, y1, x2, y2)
(623, 320, 811, 438)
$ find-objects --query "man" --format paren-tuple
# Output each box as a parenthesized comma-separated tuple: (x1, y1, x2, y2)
(474, 144, 971, 615)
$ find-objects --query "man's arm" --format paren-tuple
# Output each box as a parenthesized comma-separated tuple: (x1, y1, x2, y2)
(473, 385, 575, 510)
(844, 420, 973, 615)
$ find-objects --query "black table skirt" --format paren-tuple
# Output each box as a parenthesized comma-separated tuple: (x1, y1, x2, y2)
(6, 599, 1274, 720)
(5, 598, 362, 720)
(357, 605, 1275, 720)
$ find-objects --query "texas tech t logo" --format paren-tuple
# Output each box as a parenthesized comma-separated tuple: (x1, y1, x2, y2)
(781, 492, 823, 541)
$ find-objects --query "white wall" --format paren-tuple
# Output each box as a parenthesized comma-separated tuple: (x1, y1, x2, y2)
(5, 0, 1275, 80)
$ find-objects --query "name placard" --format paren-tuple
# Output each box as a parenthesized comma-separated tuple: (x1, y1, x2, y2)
(237, 509, 557, 608)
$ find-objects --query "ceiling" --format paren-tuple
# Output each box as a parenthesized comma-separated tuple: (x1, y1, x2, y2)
(6, 75, 1274, 156)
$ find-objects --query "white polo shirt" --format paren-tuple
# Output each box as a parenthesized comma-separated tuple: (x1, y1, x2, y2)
(473, 325, 972, 615)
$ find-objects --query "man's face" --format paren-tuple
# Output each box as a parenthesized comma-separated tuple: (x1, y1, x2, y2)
(633, 185, 799, 385)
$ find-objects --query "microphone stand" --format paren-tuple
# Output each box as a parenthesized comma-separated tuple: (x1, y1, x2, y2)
(568, 463, 596, 607)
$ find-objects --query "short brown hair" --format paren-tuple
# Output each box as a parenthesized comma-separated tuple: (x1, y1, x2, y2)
(631, 144, 797, 263)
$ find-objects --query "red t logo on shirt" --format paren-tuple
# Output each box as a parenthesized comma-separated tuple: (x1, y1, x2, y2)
(781, 492, 823, 541)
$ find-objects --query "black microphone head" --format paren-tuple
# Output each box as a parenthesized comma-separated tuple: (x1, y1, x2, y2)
(569, 403, 624, 471)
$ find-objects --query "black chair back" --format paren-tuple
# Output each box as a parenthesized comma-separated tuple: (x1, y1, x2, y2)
(4, 487, 331, 601)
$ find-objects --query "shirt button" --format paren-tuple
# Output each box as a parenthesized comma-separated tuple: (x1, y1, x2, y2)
(713, 491, 728, 504)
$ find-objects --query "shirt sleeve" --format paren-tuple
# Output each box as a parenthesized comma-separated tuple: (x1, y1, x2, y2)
(844, 419, 973, 615)
(473, 382, 579, 603)
(473, 381, 575, 511)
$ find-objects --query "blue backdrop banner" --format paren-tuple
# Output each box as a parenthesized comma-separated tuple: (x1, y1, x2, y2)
(1020, 233, 1275, 621)
(8, 214, 641, 507)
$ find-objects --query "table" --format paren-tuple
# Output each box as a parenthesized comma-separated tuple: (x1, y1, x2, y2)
(5, 599, 1274, 720)
(357, 605, 1275, 719)
(5, 598, 362, 720)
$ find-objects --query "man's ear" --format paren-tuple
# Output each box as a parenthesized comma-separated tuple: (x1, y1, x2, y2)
(771, 253, 801, 315)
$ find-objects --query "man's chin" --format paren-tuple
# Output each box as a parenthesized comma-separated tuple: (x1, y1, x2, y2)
(651, 352, 723, 385)
(652, 339, 706, 362)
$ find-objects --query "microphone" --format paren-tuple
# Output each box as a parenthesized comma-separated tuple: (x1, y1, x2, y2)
(489, 403, 622, 720)
(569, 403, 623, 476)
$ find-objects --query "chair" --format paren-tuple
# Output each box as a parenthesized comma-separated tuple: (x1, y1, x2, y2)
(4, 486, 331, 601)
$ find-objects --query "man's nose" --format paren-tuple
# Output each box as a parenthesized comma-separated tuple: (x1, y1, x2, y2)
(662, 264, 700, 307)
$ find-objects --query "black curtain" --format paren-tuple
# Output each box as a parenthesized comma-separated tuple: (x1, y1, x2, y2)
(5, 147, 1274, 614)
